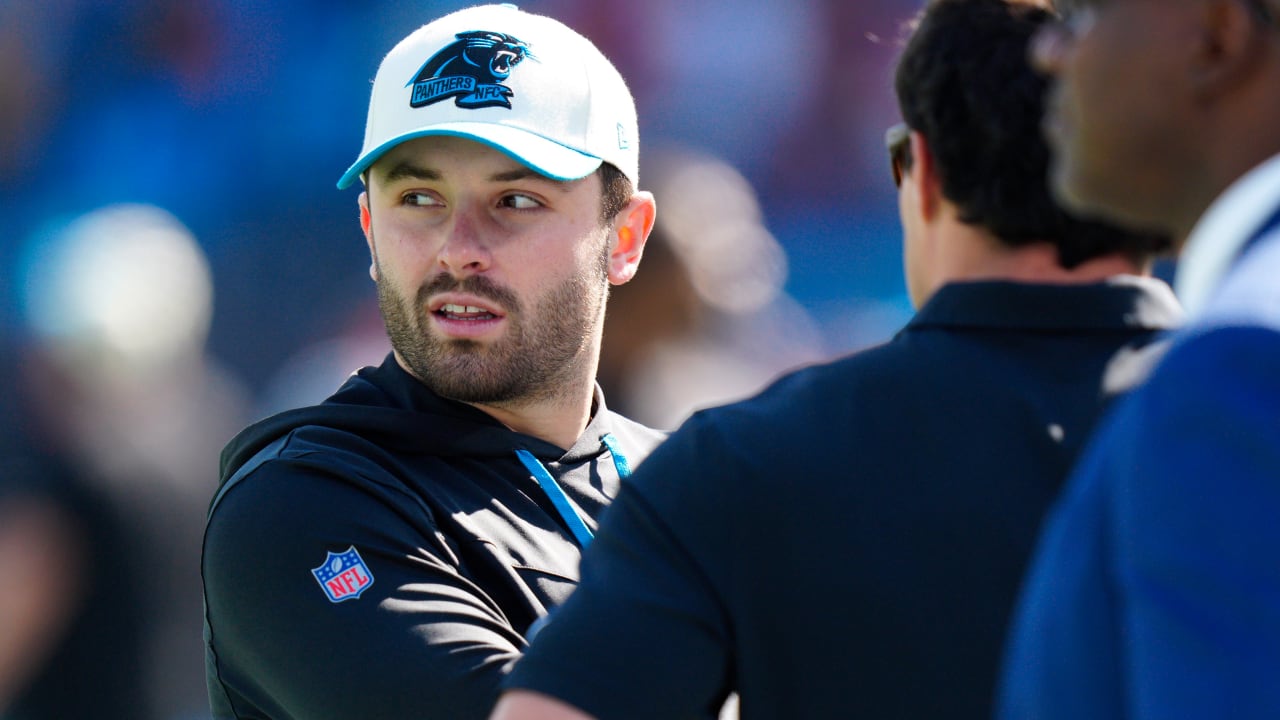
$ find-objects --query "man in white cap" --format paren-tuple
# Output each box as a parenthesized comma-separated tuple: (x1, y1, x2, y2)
(201, 5, 659, 719)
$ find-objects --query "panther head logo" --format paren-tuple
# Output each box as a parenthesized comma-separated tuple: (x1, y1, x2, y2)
(409, 31, 533, 110)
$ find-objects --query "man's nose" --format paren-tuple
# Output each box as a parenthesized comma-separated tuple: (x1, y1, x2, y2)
(437, 208, 492, 276)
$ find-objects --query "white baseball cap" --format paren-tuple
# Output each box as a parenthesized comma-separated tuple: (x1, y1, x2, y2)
(337, 3, 639, 190)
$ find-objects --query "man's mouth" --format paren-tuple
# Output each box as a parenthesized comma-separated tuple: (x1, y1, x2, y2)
(436, 303, 500, 321)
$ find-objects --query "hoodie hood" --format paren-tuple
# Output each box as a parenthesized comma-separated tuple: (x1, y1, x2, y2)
(219, 353, 636, 486)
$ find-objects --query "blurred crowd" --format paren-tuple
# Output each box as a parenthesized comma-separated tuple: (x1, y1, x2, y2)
(0, 1, 922, 718)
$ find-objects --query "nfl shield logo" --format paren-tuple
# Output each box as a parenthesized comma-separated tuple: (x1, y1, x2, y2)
(311, 546, 375, 603)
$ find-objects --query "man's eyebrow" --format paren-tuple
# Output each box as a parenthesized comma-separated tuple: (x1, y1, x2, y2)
(380, 161, 441, 184)
(377, 161, 580, 191)
(489, 167, 577, 192)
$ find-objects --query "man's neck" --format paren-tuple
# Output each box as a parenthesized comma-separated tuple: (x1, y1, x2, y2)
(469, 389, 596, 451)
(392, 351, 599, 450)
(927, 220, 1147, 302)
(963, 244, 1146, 285)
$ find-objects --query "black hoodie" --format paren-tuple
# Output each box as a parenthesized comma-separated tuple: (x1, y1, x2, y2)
(202, 353, 665, 720)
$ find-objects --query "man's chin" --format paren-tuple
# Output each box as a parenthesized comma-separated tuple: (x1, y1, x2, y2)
(424, 371, 522, 406)
(1052, 162, 1112, 219)
(1053, 165, 1169, 236)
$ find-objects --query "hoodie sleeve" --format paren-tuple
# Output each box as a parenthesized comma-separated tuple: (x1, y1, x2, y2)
(202, 450, 525, 720)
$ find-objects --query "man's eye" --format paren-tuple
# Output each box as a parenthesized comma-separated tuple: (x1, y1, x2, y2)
(402, 192, 442, 207)
(500, 194, 542, 210)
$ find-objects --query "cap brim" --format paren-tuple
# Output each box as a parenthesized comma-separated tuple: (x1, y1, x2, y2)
(336, 123, 605, 189)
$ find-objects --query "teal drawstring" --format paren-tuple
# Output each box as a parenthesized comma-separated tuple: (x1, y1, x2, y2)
(516, 449, 594, 548)
(599, 433, 632, 479)
(515, 433, 632, 548)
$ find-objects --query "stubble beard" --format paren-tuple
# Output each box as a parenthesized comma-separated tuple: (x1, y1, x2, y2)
(375, 246, 610, 407)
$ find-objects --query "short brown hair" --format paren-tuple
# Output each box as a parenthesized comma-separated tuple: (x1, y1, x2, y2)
(598, 162, 633, 226)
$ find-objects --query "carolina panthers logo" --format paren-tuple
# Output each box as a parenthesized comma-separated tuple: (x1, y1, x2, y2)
(408, 31, 532, 110)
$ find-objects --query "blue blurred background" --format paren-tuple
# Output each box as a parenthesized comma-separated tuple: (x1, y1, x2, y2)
(0, 1, 921, 718)
(1, 0, 920, 396)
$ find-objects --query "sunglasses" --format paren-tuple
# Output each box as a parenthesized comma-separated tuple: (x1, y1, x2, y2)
(885, 122, 912, 188)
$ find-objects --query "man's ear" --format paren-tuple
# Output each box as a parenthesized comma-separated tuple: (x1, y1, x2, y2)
(1190, 0, 1268, 100)
(908, 130, 942, 222)
(359, 192, 377, 282)
(607, 191, 656, 285)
